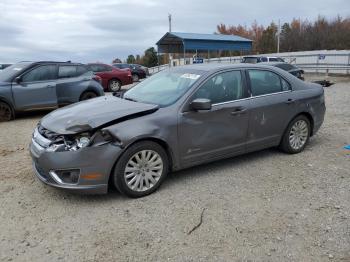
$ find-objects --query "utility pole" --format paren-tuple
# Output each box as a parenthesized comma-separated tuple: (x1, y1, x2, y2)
(168, 13, 172, 32)
(277, 19, 280, 53)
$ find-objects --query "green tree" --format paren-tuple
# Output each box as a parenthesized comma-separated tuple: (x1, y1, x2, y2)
(126, 55, 136, 64)
(142, 47, 158, 67)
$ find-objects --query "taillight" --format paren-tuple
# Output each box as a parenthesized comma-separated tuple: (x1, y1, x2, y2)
(127, 69, 131, 77)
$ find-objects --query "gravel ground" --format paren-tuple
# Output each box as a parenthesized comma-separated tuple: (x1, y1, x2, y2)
(0, 76, 349, 262)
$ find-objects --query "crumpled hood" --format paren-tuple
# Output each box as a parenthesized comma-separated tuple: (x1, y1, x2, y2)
(41, 96, 158, 134)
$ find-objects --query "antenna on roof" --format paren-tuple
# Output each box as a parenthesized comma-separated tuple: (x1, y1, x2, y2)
(168, 13, 172, 32)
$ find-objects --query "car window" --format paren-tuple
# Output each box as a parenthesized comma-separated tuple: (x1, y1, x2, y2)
(113, 64, 122, 69)
(76, 65, 88, 76)
(281, 78, 291, 91)
(269, 57, 279, 62)
(103, 65, 112, 72)
(193, 71, 243, 104)
(22, 65, 57, 82)
(58, 66, 77, 78)
(260, 57, 268, 62)
(242, 57, 258, 63)
(248, 70, 287, 96)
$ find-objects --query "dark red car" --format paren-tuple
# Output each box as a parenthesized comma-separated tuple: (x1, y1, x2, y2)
(87, 63, 133, 91)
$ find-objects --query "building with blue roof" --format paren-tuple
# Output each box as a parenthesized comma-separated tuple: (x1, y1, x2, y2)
(156, 32, 252, 55)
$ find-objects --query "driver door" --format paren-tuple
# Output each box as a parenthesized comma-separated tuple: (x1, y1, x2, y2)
(12, 64, 58, 110)
(178, 70, 250, 167)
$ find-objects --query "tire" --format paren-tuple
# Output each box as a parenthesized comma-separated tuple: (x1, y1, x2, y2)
(112, 141, 169, 198)
(0, 101, 13, 122)
(108, 79, 121, 92)
(280, 115, 311, 154)
(132, 74, 139, 82)
(80, 91, 97, 101)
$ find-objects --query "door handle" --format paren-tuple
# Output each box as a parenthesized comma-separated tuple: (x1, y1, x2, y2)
(230, 106, 247, 115)
(285, 98, 295, 104)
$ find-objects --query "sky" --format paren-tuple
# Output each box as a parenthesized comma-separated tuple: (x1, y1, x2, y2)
(0, 0, 349, 63)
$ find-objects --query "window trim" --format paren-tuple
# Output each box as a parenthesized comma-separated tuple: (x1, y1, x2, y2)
(245, 68, 292, 97)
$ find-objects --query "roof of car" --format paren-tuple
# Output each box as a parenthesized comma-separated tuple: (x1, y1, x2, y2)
(22, 61, 84, 66)
(258, 62, 290, 66)
(171, 63, 282, 72)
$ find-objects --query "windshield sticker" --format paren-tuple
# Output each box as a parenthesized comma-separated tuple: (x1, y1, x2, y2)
(180, 73, 200, 80)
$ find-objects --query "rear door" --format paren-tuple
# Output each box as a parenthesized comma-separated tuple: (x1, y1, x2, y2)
(56, 65, 89, 104)
(12, 64, 58, 110)
(246, 69, 297, 151)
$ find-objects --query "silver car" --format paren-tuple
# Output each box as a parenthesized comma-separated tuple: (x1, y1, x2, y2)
(29, 64, 326, 197)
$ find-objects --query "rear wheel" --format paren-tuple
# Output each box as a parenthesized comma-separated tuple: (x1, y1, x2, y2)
(132, 74, 139, 82)
(112, 141, 169, 198)
(280, 115, 311, 154)
(80, 91, 97, 101)
(108, 79, 121, 92)
(0, 101, 13, 122)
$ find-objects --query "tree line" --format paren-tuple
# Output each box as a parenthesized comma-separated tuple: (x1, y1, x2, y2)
(113, 47, 159, 67)
(217, 15, 350, 54)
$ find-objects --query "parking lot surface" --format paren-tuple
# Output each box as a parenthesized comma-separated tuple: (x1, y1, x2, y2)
(0, 76, 349, 261)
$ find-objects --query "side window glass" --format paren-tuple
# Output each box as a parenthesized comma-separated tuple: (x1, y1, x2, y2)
(58, 66, 77, 78)
(248, 70, 282, 96)
(193, 71, 243, 104)
(260, 57, 268, 62)
(76, 66, 88, 76)
(22, 65, 57, 82)
(281, 78, 291, 91)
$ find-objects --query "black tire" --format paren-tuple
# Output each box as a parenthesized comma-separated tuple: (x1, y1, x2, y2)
(80, 91, 97, 101)
(280, 115, 311, 154)
(112, 141, 169, 198)
(108, 79, 121, 92)
(0, 101, 13, 122)
(132, 74, 139, 82)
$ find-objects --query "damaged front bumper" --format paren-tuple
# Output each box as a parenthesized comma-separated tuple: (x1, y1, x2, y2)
(29, 128, 123, 194)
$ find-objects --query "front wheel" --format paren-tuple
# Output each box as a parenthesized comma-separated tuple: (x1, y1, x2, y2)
(280, 115, 311, 154)
(112, 141, 169, 198)
(0, 101, 13, 122)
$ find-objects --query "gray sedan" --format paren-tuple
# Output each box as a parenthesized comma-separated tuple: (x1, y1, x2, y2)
(29, 63, 326, 197)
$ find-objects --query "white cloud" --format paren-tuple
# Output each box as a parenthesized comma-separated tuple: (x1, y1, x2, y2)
(0, 0, 348, 63)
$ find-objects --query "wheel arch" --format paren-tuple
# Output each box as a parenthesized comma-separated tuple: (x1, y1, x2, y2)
(108, 136, 175, 186)
(282, 112, 315, 141)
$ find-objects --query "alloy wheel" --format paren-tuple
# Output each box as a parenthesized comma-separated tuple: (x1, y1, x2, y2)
(124, 150, 163, 192)
(289, 119, 309, 150)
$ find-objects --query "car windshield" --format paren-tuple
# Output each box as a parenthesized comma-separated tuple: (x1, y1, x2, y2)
(124, 69, 202, 107)
(0, 62, 32, 82)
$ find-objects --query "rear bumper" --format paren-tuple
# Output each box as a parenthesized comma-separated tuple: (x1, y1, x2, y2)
(30, 139, 122, 194)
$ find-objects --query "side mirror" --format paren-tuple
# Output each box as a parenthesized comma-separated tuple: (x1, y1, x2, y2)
(190, 98, 212, 111)
(15, 76, 22, 84)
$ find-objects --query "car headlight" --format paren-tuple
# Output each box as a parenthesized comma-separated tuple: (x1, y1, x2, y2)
(77, 136, 90, 148)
